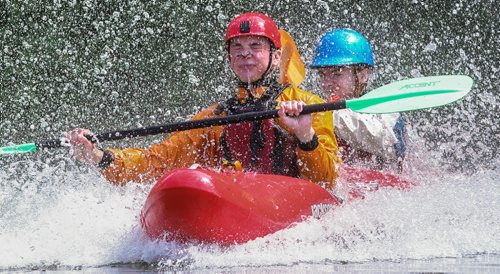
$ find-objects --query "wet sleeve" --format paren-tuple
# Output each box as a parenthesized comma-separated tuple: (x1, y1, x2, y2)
(334, 109, 403, 160)
(101, 105, 223, 185)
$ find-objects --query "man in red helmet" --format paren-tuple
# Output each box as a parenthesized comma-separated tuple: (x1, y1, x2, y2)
(65, 12, 340, 188)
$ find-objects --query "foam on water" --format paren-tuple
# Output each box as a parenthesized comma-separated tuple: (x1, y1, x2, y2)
(185, 167, 500, 269)
(0, 0, 497, 272)
(0, 156, 498, 271)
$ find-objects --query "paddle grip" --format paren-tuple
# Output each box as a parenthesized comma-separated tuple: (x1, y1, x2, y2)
(35, 134, 98, 149)
(35, 138, 65, 149)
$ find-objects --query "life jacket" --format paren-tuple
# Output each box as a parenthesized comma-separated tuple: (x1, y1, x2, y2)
(215, 81, 300, 177)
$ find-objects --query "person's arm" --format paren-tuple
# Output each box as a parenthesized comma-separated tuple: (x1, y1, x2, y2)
(334, 109, 405, 160)
(278, 87, 340, 187)
(66, 105, 223, 185)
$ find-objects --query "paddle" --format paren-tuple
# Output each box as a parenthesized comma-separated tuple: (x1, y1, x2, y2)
(0, 75, 473, 156)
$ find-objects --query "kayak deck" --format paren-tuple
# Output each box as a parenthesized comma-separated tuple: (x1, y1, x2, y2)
(141, 167, 414, 245)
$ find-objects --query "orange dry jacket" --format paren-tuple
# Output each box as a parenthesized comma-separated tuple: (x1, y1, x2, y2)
(102, 86, 340, 187)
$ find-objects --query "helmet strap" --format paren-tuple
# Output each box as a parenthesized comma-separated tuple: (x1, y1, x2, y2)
(256, 47, 275, 83)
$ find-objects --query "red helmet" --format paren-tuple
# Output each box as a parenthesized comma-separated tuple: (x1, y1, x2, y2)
(224, 12, 281, 49)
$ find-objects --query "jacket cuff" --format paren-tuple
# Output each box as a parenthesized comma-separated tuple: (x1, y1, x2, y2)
(298, 134, 319, 151)
(97, 149, 114, 169)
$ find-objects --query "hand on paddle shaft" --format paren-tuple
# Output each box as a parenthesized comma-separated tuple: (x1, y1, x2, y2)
(63, 129, 103, 165)
(278, 101, 315, 143)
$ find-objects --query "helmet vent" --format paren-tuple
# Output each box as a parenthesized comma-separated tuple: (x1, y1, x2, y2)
(240, 21, 251, 33)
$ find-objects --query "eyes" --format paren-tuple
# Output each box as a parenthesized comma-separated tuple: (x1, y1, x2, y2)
(230, 42, 269, 53)
(318, 70, 342, 78)
(317, 67, 350, 78)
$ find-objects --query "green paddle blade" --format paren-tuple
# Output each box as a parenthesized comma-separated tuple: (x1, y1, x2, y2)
(346, 75, 474, 114)
(0, 143, 38, 155)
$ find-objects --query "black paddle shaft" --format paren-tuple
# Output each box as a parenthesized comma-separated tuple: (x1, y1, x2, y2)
(35, 100, 346, 149)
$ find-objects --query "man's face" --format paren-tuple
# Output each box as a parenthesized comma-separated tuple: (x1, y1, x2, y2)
(228, 36, 279, 83)
(317, 66, 360, 100)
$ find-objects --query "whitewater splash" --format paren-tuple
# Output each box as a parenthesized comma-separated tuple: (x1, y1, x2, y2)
(0, 155, 498, 271)
(0, 0, 498, 271)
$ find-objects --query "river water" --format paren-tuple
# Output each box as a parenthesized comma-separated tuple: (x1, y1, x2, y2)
(1, 157, 499, 273)
(1, 1, 499, 273)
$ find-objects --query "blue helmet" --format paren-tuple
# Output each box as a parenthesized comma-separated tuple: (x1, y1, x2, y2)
(310, 29, 374, 68)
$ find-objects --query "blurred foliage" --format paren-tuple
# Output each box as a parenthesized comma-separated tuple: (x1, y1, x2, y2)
(0, 0, 498, 172)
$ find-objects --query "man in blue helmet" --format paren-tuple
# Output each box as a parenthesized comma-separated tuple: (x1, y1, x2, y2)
(310, 29, 406, 172)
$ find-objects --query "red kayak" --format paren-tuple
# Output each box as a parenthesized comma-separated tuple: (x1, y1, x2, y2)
(140, 166, 414, 245)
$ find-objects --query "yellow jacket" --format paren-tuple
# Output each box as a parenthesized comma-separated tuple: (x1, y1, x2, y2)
(102, 86, 340, 187)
